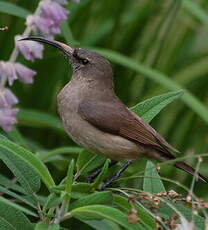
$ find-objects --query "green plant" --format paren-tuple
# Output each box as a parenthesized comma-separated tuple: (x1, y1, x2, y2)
(0, 90, 206, 229)
(1, 0, 208, 229)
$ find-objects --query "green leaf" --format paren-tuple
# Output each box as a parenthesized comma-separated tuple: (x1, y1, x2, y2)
(0, 196, 37, 217)
(76, 150, 106, 176)
(0, 1, 30, 18)
(0, 202, 34, 230)
(92, 48, 208, 124)
(51, 182, 93, 199)
(158, 202, 204, 230)
(0, 219, 15, 230)
(61, 21, 78, 47)
(143, 161, 166, 193)
(35, 222, 60, 230)
(0, 174, 26, 194)
(0, 147, 41, 194)
(92, 160, 110, 189)
(39, 146, 82, 162)
(0, 136, 55, 189)
(183, 0, 208, 25)
(69, 191, 113, 210)
(18, 108, 64, 133)
(0, 185, 36, 208)
(76, 219, 120, 230)
(174, 56, 208, 85)
(131, 90, 183, 123)
(71, 183, 93, 199)
(71, 205, 146, 230)
(6, 126, 29, 148)
(174, 204, 204, 230)
(65, 159, 74, 194)
(114, 194, 156, 230)
(43, 193, 61, 211)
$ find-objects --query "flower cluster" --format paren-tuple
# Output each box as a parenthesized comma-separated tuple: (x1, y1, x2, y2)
(0, 87, 18, 131)
(0, 0, 80, 131)
(26, 0, 69, 38)
(18, 0, 70, 61)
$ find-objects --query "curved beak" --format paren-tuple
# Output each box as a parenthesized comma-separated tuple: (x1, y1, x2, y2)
(19, 37, 74, 57)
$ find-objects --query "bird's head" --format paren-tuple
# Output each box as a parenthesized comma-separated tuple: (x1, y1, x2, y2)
(19, 37, 113, 85)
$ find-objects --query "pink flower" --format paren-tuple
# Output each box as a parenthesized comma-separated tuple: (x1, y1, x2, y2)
(26, 0, 69, 38)
(15, 35, 44, 61)
(0, 88, 18, 131)
(0, 62, 18, 84)
(0, 88, 18, 107)
(14, 63, 36, 84)
(40, 0, 68, 24)
(0, 108, 19, 131)
(26, 15, 54, 36)
(0, 61, 36, 85)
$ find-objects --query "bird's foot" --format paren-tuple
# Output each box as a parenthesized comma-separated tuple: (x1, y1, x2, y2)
(86, 168, 102, 183)
(101, 160, 133, 190)
(86, 160, 117, 183)
(100, 177, 114, 190)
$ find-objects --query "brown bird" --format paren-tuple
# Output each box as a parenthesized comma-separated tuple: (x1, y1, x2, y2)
(20, 37, 208, 187)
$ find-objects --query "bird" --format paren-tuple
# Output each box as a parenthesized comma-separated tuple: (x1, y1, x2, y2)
(20, 37, 208, 188)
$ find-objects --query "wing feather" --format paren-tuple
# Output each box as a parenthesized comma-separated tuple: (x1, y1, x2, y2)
(78, 99, 179, 158)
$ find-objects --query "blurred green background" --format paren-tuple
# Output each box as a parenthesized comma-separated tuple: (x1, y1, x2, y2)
(1, 0, 208, 197)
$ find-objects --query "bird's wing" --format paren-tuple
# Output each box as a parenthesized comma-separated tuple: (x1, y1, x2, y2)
(78, 99, 179, 158)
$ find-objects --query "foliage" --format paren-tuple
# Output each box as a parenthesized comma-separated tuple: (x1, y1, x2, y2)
(0, 0, 208, 229)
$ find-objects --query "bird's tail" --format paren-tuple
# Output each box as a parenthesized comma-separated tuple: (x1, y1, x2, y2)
(174, 161, 208, 184)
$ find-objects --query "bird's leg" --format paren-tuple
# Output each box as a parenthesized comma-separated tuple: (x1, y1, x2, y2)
(86, 160, 117, 183)
(101, 160, 133, 190)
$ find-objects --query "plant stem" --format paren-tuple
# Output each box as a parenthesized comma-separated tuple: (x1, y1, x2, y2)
(54, 195, 70, 224)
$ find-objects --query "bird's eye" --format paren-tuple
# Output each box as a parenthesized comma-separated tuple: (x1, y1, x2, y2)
(81, 59, 89, 65)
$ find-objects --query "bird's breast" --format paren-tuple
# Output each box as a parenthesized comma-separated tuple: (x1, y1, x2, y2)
(57, 82, 144, 161)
